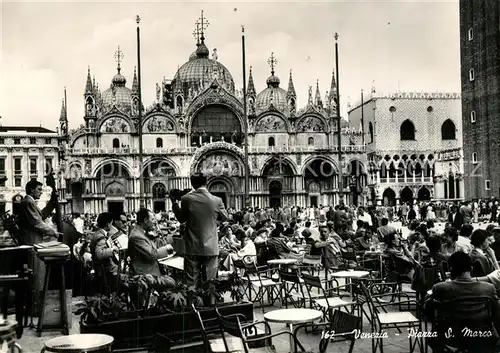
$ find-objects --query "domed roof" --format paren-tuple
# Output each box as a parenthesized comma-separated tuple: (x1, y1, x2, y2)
(173, 42, 235, 97)
(255, 86, 288, 114)
(101, 68, 133, 114)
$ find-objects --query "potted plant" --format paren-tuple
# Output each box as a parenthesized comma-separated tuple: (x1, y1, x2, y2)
(79, 272, 253, 351)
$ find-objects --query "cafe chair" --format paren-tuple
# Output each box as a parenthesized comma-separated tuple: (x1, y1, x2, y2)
(241, 262, 283, 312)
(361, 282, 423, 353)
(279, 270, 306, 309)
(427, 297, 497, 353)
(293, 309, 361, 353)
(191, 304, 306, 353)
(301, 273, 355, 320)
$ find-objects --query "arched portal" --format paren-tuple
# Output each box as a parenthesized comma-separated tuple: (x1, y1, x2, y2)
(208, 180, 230, 207)
(400, 187, 414, 204)
(269, 180, 282, 208)
(418, 187, 431, 201)
(303, 157, 337, 206)
(142, 159, 177, 195)
(348, 160, 366, 206)
(96, 161, 131, 214)
(71, 182, 84, 214)
(382, 188, 396, 206)
(152, 183, 167, 212)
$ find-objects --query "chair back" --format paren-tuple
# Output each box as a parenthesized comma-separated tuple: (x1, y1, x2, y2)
(279, 270, 302, 285)
(431, 296, 497, 351)
(319, 310, 361, 353)
(213, 307, 250, 353)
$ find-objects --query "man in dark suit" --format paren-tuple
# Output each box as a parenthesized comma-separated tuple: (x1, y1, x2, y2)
(17, 180, 58, 246)
(448, 205, 463, 231)
(128, 208, 175, 284)
(426, 252, 500, 351)
(17, 180, 58, 298)
(171, 173, 229, 288)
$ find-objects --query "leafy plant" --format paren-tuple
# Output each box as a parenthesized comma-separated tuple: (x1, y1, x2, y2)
(78, 271, 247, 323)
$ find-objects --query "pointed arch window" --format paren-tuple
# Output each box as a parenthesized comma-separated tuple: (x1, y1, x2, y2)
(268, 136, 275, 147)
(400, 120, 415, 140)
(112, 138, 120, 148)
(441, 119, 456, 140)
(156, 137, 163, 148)
(369, 122, 374, 143)
(308, 137, 315, 146)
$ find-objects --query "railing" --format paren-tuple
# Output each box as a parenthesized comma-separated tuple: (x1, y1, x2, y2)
(67, 144, 366, 155)
(379, 176, 434, 184)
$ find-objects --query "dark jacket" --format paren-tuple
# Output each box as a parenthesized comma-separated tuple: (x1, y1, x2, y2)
(128, 226, 170, 276)
(89, 228, 118, 278)
(470, 248, 495, 277)
(172, 187, 229, 256)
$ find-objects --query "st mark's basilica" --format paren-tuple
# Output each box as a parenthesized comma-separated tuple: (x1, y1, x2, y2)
(45, 13, 463, 216)
(58, 17, 367, 215)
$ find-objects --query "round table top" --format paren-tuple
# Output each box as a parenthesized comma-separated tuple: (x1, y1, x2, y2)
(267, 259, 297, 265)
(331, 270, 370, 278)
(264, 308, 322, 324)
(44, 334, 114, 353)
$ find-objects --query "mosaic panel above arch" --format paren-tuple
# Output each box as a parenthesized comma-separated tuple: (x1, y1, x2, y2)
(143, 116, 175, 133)
(100, 117, 131, 133)
(105, 181, 126, 197)
(197, 153, 242, 177)
(296, 116, 326, 132)
(255, 115, 287, 132)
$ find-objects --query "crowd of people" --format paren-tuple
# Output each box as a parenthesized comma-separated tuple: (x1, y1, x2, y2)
(3, 175, 500, 351)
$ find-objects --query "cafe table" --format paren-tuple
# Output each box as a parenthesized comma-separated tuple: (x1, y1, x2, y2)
(331, 270, 370, 296)
(264, 308, 322, 352)
(364, 250, 386, 275)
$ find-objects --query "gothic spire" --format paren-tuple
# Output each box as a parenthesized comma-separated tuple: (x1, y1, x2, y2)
(132, 66, 138, 93)
(307, 86, 313, 106)
(247, 66, 256, 97)
(328, 69, 338, 102)
(286, 69, 296, 99)
(315, 79, 322, 107)
(85, 66, 93, 93)
(59, 97, 67, 121)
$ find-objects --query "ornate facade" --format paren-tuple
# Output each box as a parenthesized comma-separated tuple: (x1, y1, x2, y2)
(0, 126, 60, 212)
(348, 91, 463, 206)
(58, 16, 368, 214)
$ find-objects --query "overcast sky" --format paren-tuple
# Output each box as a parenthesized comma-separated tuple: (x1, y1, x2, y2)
(0, 0, 460, 131)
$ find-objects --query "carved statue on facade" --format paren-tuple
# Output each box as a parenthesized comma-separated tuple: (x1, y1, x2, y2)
(85, 160, 92, 175)
(156, 83, 161, 102)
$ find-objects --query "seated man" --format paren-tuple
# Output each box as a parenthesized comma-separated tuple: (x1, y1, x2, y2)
(425, 252, 500, 351)
(88, 212, 122, 288)
(128, 208, 176, 288)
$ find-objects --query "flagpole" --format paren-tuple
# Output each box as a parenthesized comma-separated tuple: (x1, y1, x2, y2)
(335, 33, 343, 205)
(137, 15, 145, 209)
(361, 89, 365, 145)
(242, 26, 250, 208)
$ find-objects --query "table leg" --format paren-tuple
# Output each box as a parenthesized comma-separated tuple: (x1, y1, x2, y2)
(37, 264, 51, 337)
(288, 323, 294, 353)
(59, 263, 69, 335)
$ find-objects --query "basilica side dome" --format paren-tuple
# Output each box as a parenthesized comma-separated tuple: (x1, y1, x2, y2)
(101, 69, 133, 113)
(173, 42, 235, 97)
(255, 74, 288, 114)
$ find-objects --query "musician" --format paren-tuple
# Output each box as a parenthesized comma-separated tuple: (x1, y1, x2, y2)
(128, 209, 175, 284)
(89, 212, 121, 287)
(18, 180, 58, 245)
(17, 180, 59, 301)
(110, 212, 129, 238)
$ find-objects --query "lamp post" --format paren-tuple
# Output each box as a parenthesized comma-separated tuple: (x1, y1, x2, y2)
(136, 15, 145, 208)
(335, 33, 344, 205)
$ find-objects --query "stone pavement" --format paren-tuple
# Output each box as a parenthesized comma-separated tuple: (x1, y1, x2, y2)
(13, 297, 424, 353)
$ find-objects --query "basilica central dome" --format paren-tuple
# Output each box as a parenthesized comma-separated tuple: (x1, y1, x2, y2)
(101, 68, 133, 114)
(173, 42, 235, 97)
(255, 73, 288, 115)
